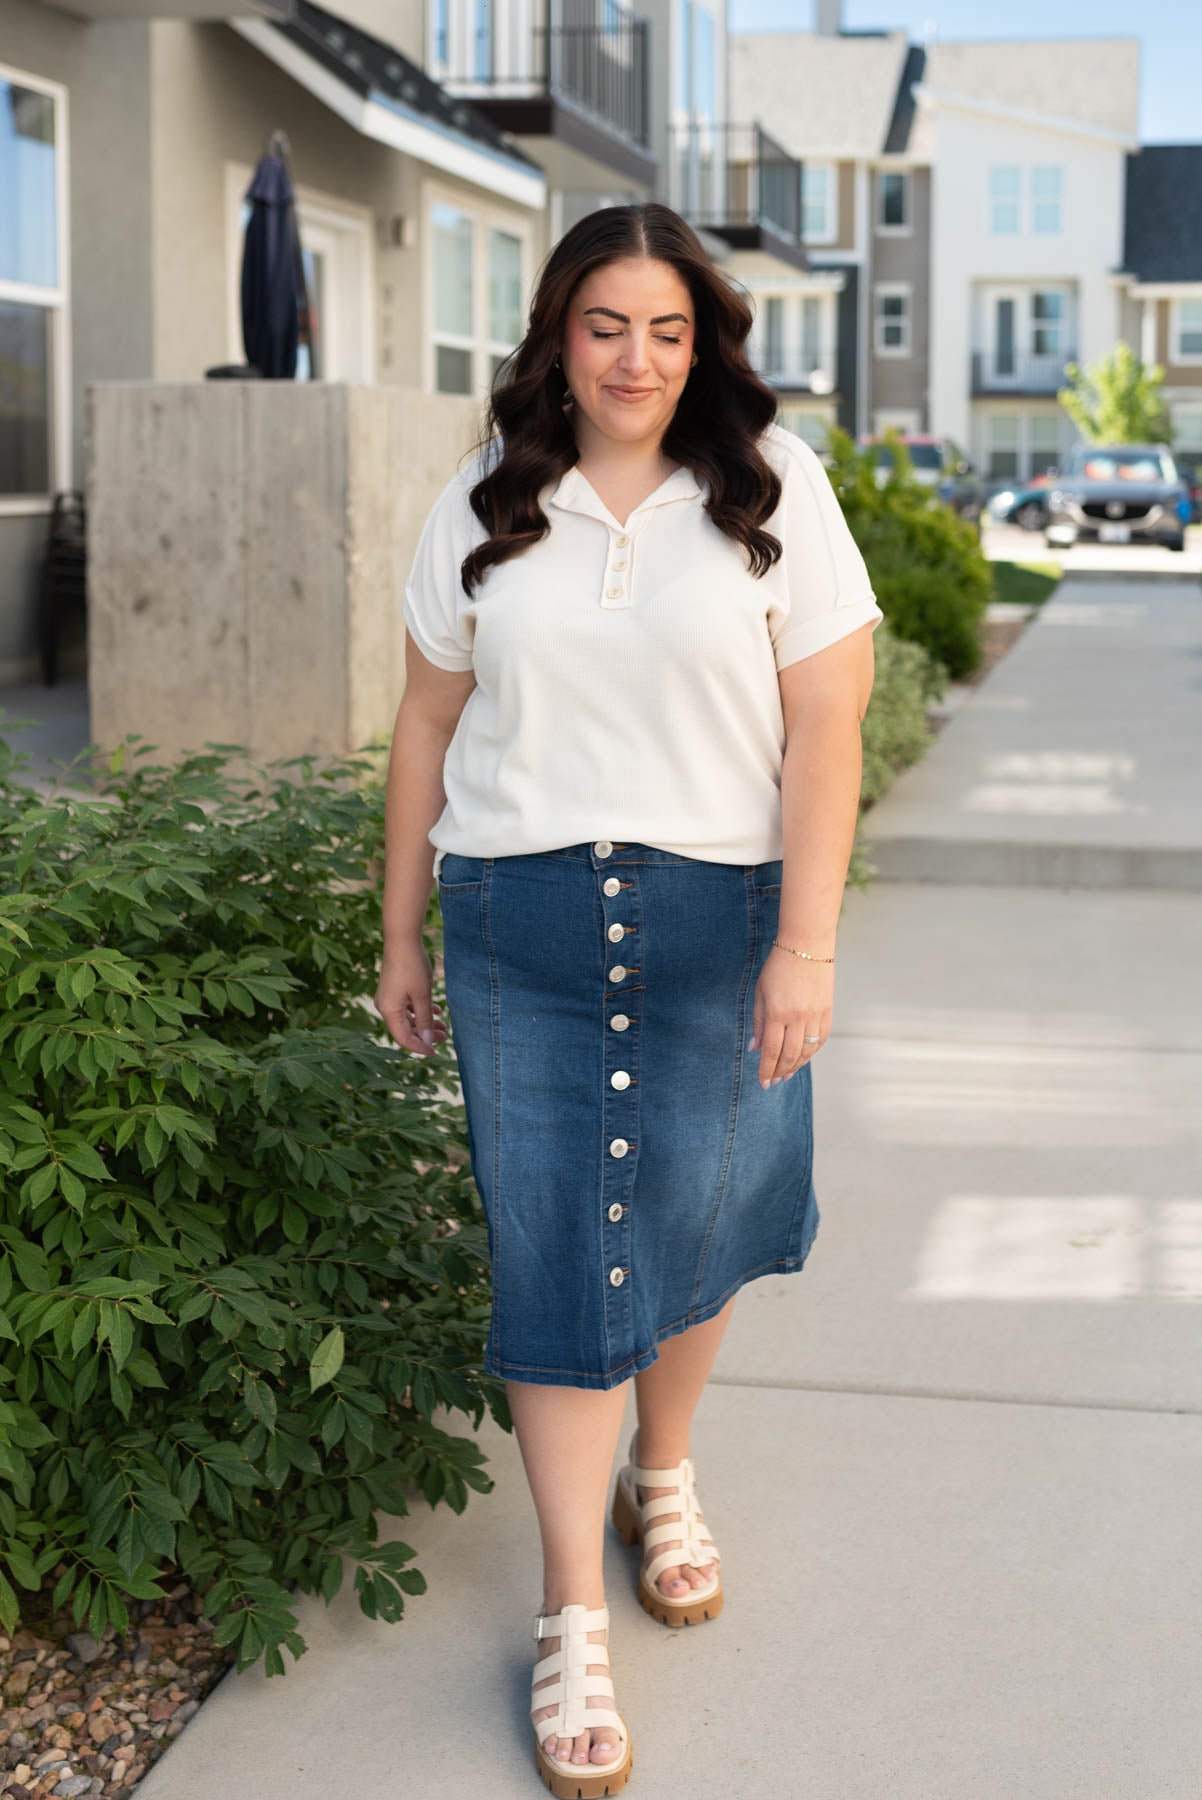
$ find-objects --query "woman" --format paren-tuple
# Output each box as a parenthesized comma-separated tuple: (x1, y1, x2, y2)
(375, 201, 882, 1797)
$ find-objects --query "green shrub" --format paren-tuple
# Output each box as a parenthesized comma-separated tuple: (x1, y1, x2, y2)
(0, 729, 506, 1675)
(827, 427, 991, 680)
(846, 618, 945, 890)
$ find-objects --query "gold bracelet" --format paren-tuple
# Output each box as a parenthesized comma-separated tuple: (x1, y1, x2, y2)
(772, 939, 835, 962)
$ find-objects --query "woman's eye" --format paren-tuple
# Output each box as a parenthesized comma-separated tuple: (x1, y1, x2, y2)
(588, 332, 685, 343)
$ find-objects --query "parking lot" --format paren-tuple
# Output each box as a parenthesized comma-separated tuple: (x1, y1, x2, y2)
(983, 518, 1202, 575)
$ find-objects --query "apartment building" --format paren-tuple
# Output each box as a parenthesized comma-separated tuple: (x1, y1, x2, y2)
(1119, 145, 1202, 459)
(918, 37, 1139, 483)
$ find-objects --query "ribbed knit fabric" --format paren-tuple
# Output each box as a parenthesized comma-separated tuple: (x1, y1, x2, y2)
(402, 420, 883, 877)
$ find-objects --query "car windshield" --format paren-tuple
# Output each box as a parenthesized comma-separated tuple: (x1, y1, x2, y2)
(872, 442, 944, 472)
(1064, 449, 1175, 483)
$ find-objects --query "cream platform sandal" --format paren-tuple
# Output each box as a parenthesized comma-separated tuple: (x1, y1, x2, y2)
(531, 1602, 633, 1798)
(610, 1431, 724, 1627)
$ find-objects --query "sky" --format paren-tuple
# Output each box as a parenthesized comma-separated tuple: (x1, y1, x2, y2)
(729, 0, 1202, 143)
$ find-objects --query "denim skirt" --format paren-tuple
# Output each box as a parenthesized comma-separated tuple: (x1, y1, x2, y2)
(436, 840, 820, 1390)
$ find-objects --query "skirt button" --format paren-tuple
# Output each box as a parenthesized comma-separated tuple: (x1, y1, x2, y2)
(608, 1202, 624, 1222)
(595, 839, 614, 857)
(609, 1137, 629, 1157)
(607, 922, 625, 943)
(609, 1267, 626, 1287)
(603, 876, 621, 896)
(610, 1070, 631, 1090)
(608, 964, 627, 982)
(610, 1014, 630, 1031)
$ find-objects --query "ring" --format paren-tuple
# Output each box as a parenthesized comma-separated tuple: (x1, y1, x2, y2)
(803, 1035, 821, 1043)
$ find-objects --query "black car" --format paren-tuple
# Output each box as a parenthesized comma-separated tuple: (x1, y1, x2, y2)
(1045, 444, 1190, 552)
(1174, 453, 1202, 524)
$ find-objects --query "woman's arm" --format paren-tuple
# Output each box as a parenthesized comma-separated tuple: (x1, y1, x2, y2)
(374, 632, 476, 1057)
(748, 619, 877, 1089)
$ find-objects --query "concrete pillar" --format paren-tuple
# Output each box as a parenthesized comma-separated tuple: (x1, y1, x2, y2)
(86, 382, 482, 763)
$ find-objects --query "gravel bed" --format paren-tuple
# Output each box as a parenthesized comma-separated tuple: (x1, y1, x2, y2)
(0, 1581, 235, 1798)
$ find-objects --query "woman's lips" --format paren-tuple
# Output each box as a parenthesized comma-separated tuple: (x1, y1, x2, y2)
(605, 386, 657, 401)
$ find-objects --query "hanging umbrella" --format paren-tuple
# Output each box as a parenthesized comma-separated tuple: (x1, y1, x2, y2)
(239, 129, 318, 380)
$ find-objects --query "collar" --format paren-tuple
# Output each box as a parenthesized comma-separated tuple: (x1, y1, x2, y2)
(544, 461, 703, 530)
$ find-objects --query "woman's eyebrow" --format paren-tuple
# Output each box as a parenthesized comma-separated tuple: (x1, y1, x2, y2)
(582, 306, 691, 326)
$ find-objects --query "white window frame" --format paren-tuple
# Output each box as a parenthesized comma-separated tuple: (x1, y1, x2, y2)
(1031, 164, 1062, 236)
(0, 60, 71, 516)
(989, 164, 1021, 236)
(1171, 296, 1202, 365)
(876, 168, 910, 235)
(225, 164, 375, 382)
(423, 180, 533, 398)
(874, 282, 911, 358)
(980, 410, 1064, 482)
(802, 160, 837, 245)
(1171, 401, 1202, 451)
(747, 285, 838, 390)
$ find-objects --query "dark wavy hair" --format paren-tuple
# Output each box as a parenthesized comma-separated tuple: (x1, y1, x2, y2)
(457, 202, 785, 596)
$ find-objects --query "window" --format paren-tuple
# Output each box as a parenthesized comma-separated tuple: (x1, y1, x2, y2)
(1173, 403, 1202, 450)
(987, 416, 1020, 480)
(802, 162, 835, 242)
(0, 69, 63, 502)
(989, 166, 1020, 235)
(676, 0, 716, 119)
(874, 285, 910, 356)
(878, 170, 909, 231)
(429, 193, 528, 396)
(1173, 299, 1202, 361)
(779, 407, 829, 452)
(472, 0, 493, 79)
(1031, 291, 1063, 357)
(763, 296, 783, 373)
(1029, 414, 1061, 476)
(1031, 165, 1062, 234)
(801, 296, 822, 377)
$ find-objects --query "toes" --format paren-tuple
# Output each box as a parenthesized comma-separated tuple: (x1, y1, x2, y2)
(591, 1733, 620, 1764)
(570, 1729, 591, 1765)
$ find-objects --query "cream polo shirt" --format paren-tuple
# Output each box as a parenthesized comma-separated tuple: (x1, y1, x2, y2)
(401, 419, 884, 878)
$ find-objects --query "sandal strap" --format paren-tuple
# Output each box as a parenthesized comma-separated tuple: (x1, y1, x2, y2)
(626, 1435, 719, 1570)
(530, 1602, 625, 1744)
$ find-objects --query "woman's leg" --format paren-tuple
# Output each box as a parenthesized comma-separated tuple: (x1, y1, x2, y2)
(510, 1378, 629, 1768)
(631, 1295, 737, 1597)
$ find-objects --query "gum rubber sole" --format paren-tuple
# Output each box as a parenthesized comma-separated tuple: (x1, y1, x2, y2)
(535, 1742, 633, 1798)
(610, 1480, 724, 1628)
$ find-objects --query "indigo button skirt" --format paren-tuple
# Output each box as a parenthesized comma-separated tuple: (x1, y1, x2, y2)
(436, 841, 820, 1390)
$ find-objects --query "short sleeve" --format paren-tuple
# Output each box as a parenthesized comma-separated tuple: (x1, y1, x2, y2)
(401, 468, 478, 673)
(764, 427, 884, 672)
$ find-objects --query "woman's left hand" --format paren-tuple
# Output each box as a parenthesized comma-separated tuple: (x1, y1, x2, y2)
(748, 947, 834, 1089)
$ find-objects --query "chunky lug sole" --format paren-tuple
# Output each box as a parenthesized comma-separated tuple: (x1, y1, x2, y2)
(611, 1440, 723, 1627)
(532, 1603, 633, 1798)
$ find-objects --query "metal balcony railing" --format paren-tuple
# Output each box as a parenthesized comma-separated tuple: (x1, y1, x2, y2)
(757, 352, 838, 393)
(669, 122, 803, 243)
(440, 16, 651, 147)
(971, 349, 1076, 394)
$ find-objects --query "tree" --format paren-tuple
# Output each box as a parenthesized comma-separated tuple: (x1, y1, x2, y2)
(1058, 342, 1171, 444)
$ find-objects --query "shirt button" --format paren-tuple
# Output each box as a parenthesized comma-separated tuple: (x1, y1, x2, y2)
(603, 876, 621, 896)
(610, 1013, 630, 1031)
(616, 534, 629, 547)
(609, 1267, 626, 1287)
(594, 840, 613, 857)
(610, 1137, 629, 1157)
(610, 1070, 631, 1090)
(606, 586, 623, 599)
(607, 922, 625, 942)
(608, 1202, 624, 1222)
(613, 559, 628, 571)
(609, 965, 627, 982)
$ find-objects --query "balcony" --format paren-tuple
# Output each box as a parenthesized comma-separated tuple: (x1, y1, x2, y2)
(971, 348, 1076, 396)
(439, 9, 655, 188)
(757, 352, 838, 397)
(669, 122, 808, 273)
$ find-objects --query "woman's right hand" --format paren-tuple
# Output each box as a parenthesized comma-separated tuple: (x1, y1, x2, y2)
(374, 941, 449, 1056)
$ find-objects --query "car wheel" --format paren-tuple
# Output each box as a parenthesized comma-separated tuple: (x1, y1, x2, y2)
(1015, 503, 1045, 530)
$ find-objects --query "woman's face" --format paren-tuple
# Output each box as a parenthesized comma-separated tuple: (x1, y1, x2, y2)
(559, 256, 696, 450)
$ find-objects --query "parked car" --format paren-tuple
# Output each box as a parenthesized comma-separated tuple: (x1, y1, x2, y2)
(1045, 445, 1189, 552)
(1173, 452, 1202, 524)
(858, 434, 986, 525)
(986, 472, 1057, 531)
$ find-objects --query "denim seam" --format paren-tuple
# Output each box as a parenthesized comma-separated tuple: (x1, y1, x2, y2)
(480, 859, 502, 1368)
(688, 867, 758, 1309)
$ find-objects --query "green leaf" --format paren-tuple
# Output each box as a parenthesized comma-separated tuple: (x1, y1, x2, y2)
(308, 1326, 344, 1393)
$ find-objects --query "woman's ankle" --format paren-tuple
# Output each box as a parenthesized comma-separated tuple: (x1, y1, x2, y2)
(541, 1579, 607, 1615)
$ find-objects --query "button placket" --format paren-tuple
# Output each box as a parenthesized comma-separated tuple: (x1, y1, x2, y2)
(600, 523, 638, 610)
(597, 844, 641, 1338)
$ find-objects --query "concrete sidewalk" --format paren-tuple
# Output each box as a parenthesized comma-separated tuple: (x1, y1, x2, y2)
(139, 573, 1202, 1800)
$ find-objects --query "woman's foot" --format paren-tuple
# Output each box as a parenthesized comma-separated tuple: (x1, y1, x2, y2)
(634, 1435, 719, 1599)
(532, 1611, 624, 1768)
